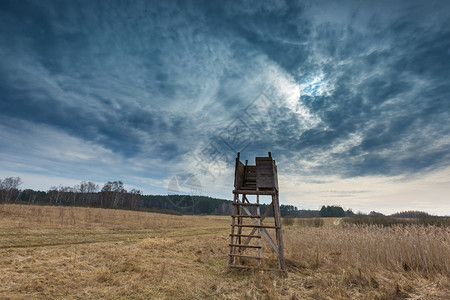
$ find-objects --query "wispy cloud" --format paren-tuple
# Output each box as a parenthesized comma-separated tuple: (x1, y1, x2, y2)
(0, 0, 449, 214)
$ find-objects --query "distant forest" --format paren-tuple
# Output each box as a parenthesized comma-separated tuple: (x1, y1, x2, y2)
(0, 177, 320, 216)
(2, 176, 429, 218)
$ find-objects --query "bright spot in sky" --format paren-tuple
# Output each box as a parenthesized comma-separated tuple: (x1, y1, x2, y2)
(300, 73, 332, 97)
(273, 71, 321, 129)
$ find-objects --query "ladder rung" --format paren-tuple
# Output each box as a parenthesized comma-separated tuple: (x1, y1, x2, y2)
(229, 244, 262, 248)
(229, 234, 261, 238)
(228, 265, 283, 271)
(231, 215, 261, 218)
(228, 254, 262, 259)
(233, 203, 259, 206)
(232, 224, 279, 229)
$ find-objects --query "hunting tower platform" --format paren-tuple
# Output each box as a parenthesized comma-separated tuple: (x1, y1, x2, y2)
(228, 152, 285, 270)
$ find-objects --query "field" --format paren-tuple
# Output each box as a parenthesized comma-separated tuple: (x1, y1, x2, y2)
(0, 204, 449, 299)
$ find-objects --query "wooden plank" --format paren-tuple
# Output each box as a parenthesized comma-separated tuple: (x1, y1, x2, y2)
(237, 194, 243, 247)
(257, 162, 274, 166)
(272, 194, 285, 270)
(231, 215, 261, 218)
(229, 193, 238, 264)
(230, 234, 261, 238)
(257, 177, 275, 188)
(233, 190, 276, 195)
(240, 187, 257, 191)
(257, 174, 274, 179)
(257, 169, 275, 175)
(257, 172, 274, 176)
(258, 177, 274, 183)
(257, 170, 274, 176)
(228, 265, 285, 272)
(273, 171, 279, 190)
(232, 202, 259, 206)
(256, 164, 273, 169)
(228, 254, 261, 259)
(257, 175, 274, 180)
(256, 157, 273, 161)
(235, 160, 245, 189)
(232, 224, 279, 229)
(229, 244, 262, 248)
(257, 194, 262, 263)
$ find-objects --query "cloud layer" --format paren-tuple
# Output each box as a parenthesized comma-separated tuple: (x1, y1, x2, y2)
(0, 0, 449, 214)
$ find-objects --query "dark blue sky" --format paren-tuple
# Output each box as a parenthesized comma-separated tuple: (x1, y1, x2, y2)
(1, 0, 449, 214)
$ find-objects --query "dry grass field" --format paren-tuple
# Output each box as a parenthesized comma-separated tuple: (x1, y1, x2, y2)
(0, 204, 449, 299)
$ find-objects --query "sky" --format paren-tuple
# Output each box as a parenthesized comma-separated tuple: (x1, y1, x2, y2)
(0, 0, 449, 215)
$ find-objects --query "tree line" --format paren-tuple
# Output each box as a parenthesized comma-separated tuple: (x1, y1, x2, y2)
(1, 177, 143, 210)
(319, 205, 355, 217)
(0, 177, 310, 216)
(0, 176, 238, 214)
(1, 176, 361, 217)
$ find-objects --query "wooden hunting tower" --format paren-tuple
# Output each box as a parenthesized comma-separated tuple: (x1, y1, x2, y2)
(228, 152, 285, 270)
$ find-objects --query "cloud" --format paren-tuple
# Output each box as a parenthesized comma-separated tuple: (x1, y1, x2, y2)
(279, 166, 450, 215)
(0, 0, 449, 214)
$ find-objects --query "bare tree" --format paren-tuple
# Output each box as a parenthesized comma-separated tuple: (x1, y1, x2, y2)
(127, 188, 142, 209)
(0, 177, 23, 203)
(79, 181, 99, 205)
(101, 181, 126, 208)
(22, 189, 38, 203)
(68, 185, 78, 205)
(86, 181, 99, 206)
(48, 185, 62, 205)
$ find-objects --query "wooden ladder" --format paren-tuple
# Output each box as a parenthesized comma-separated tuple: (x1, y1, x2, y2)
(228, 194, 263, 267)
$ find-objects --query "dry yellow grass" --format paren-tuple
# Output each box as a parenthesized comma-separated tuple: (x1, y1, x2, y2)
(0, 204, 449, 299)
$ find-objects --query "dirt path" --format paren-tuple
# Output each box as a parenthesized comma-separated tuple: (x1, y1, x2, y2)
(0, 226, 229, 249)
(333, 218, 342, 225)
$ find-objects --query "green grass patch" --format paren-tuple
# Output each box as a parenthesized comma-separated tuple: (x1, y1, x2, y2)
(344, 215, 450, 227)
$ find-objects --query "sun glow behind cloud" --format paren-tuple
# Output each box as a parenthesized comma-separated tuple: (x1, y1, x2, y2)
(300, 72, 334, 97)
(265, 64, 322, 130)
